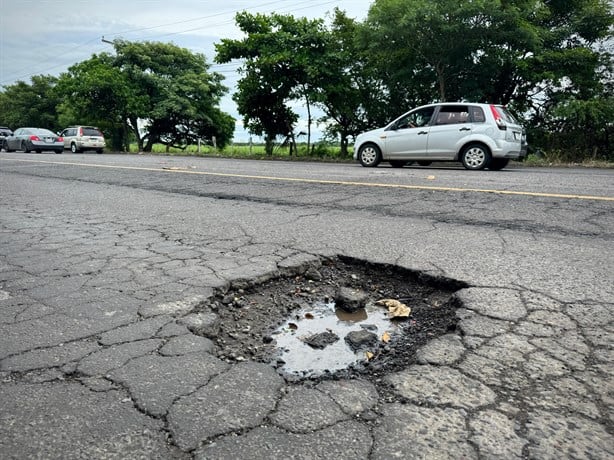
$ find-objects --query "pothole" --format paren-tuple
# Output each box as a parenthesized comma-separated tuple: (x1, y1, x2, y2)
(198, 256, 466, 382)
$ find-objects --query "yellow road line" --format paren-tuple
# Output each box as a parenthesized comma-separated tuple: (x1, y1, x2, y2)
(3, 158, 614, 202)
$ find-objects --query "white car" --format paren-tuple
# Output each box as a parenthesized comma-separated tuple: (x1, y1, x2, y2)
(353, 103, 527, 170)
(60, 126, 105, 153)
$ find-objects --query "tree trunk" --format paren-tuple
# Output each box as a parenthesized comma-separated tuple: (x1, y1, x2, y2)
(340, 131, 349, 157)
(128, 116, 143, 151)
(436, 62, 446, 101)
(265, 135, 274, 156)
(305, 90, 312, 153)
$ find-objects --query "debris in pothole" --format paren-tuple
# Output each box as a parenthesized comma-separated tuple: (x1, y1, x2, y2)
(335, 287, 368, 313)
(302, 331, 339, 349)
(376, 298, 411, 318)
(345, 330, 378, 351)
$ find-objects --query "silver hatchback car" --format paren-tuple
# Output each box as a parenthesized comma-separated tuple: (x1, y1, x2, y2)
(354, 103, 527, 170)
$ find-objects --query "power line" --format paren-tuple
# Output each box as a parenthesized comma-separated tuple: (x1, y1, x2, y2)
(0, 0, 363, 86)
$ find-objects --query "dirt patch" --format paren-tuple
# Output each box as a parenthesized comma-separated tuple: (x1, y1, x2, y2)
(198, 256, 466, 383)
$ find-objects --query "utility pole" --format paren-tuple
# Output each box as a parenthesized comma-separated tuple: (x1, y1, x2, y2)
(101, 36, 113, 45)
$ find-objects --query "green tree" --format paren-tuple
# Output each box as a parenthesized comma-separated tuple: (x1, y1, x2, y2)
(55, 54, 135, 151)
(363, 0, 611, 105)
(112, 40, 233, 151)
(57, 40, 234, 152)
(312, 9, 382, 156)
(0, 75, 61, 130)
(216, 12, 335, 155)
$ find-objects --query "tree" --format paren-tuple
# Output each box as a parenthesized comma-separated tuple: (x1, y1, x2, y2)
(57, 40, 234, 152)
(363, 0, 611, 105)
(216, 12, 335, 155)
(312, 9, 382, 156)
(55, 54, 135, 151)
(0, 75, 61, 130)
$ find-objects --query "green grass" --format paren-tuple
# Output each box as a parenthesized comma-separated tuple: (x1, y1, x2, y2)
(122, 143, 613, 168)
(126, 142, 356, 162)
(522, 153, 614, 168)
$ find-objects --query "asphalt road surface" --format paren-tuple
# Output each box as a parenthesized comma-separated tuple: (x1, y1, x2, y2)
(1, 153, 613, 459)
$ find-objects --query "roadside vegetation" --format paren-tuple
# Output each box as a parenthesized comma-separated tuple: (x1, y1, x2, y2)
(0, 0, 612, 163)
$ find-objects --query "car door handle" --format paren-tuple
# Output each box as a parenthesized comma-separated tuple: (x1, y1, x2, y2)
(459, 127, 471, 131)
(418, 131, 428, 135)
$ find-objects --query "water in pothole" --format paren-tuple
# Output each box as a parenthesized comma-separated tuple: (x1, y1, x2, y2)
(272, 299, 399, 377)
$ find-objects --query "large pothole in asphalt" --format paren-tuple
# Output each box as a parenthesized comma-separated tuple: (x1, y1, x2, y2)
(195, 256, 466, 382)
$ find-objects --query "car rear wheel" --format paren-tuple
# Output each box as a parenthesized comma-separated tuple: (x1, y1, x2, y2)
(358, 143, 382, 167)
(460, 143, 491, 170)
(489, 158, 509, 170)
(21, 141, 31, 153)
(96, 149, 103, 154)
(389, 160, 407, 168)
(35, 149, 41, 153)
(417, 161, 432, 166)
(55, 150, 63, 154)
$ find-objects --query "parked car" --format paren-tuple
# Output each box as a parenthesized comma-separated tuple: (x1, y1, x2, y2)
(59, 126, 105, 153)
(0, 126, 13, 150)
(353, 103, 528, 170)
(4, 127, 64, 154)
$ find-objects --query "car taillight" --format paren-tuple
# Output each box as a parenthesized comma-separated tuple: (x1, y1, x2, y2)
(29, 135, 41, 141)
(78, 127, 83, 136)
(490, 105, 507, 130)
(57, 137, 64, 142)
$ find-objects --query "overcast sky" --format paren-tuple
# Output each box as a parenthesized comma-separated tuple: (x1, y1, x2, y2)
(0, 0, 373, 141)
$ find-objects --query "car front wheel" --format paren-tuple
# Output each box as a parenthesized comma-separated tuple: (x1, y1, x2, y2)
(460, 143, 491, 170)
(358, 143, 382, 167)
(71, 143, 81, 153)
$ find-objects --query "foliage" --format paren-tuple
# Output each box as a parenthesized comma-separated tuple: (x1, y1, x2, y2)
(0, 75, 62, 131)
(55, 54, 134, 150)
(2, 41, 234, 153)
(110, 40, 234, 152)
(216, 12, 328, 155)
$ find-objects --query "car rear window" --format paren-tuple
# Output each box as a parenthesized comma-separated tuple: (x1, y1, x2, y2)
(469, 106, 486, 123)
(494, 106, 518, 124)
(82, 127, 103, 136)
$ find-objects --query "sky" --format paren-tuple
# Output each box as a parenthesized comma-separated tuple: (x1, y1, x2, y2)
(0, 0, 374, 142)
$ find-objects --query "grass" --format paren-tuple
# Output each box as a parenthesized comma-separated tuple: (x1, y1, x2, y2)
(126, 142, 355, 162)
(123, 143, 613, 168)
(522, 153, 614, 168)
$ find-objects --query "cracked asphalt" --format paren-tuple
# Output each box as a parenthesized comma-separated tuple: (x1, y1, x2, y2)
(1, 154, 613, 459)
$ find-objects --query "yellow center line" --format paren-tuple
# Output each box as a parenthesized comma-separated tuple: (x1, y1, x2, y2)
(3, 158, 614, 202)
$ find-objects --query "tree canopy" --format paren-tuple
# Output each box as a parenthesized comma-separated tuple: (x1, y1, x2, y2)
(2, 41, 234, 152)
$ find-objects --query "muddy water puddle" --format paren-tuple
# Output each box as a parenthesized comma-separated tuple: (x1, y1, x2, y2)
(273, 300, 399, 377)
